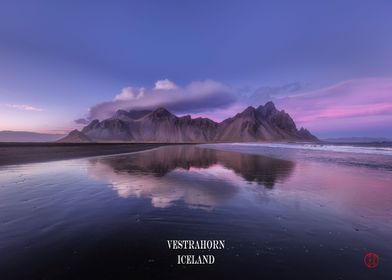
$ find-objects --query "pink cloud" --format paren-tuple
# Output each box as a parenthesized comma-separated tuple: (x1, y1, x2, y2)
(274, 77, 392, 133)
(5, 104, 43, 112)
(296, 103, 392, 122)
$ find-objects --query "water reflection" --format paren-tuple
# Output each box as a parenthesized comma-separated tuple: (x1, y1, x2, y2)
(1, 145, 392, 280)
(87, 146, 294, 208)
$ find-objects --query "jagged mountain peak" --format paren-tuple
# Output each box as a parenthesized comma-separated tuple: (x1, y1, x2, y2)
(154, 107, 172, 114)
(257, 101, 277, 115)
(298, 127, 318, 141)
(150, 107, 175, 119)
(241, 106, 256, 114)
(264, 101, 276, 109)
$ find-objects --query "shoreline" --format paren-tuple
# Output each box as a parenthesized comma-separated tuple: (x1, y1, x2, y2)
(0, 143, 192, 166)
(1, 140, 389, 167)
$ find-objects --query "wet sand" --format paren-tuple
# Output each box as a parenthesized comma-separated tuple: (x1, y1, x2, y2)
(0, 142, 175, 166)
(0, 145, 391, 279)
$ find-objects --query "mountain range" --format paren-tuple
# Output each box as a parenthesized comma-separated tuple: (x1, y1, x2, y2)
(59, 101, 318, 143)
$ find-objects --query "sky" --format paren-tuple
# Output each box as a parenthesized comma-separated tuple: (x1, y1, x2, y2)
(0, 0, 391, 138)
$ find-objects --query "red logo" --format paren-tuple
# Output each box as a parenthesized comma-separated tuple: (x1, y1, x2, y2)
(364, 252, 379, 269)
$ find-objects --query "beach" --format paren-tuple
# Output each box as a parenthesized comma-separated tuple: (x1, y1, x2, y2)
(0, 143, 391, 279)
(0, 142, 172, 166)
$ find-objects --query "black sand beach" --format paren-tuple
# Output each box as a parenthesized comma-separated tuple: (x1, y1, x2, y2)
(0, 144, 391, 279)
(0, 143, 171, 166)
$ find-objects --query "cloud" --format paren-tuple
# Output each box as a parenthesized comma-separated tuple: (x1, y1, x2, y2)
(271, 77, 392, 135)
(247, 82, 308, 104)
(74, 118, 90, 125)
(114, 87, 145, 101)
(6, 104, 43, 112)
(86, 79, 237, 120)
(154, 79, 178, 90)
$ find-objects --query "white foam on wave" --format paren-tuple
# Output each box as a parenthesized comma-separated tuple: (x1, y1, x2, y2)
(223, 143, 392, 156)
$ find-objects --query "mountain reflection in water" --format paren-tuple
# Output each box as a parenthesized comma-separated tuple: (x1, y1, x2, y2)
(1, 144, 391, 279)
(88, 146, 295, 209)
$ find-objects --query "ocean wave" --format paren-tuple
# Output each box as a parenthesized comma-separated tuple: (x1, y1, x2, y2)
(226, 143, 392, 156)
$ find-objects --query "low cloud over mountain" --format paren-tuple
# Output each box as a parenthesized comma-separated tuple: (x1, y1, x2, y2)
(75, 77, 392, 138)
(79, 79, 237, 122)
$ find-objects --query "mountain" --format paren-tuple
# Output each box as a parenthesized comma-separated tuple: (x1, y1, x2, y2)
(0, 131, 65, 142)
(78, 107, 219, 142)
(57, 129, 92, 143)
(215, 102, 315, 141)
(59, 102, 318, 143)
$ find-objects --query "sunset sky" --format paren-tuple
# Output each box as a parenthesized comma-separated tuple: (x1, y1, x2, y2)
(0, 0, 391, 138)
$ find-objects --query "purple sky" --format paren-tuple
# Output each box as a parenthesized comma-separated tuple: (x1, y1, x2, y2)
(0, 0, 391, 138)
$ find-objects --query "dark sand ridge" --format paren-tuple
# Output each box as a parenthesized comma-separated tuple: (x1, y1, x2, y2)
(0, 143, 183, 166)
